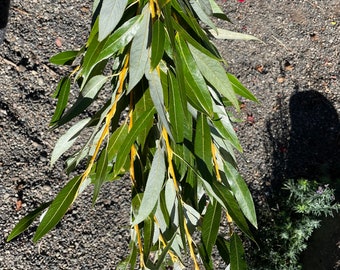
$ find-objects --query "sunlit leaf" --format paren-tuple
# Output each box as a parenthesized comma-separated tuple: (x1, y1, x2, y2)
(146, 65, 173, 140)
(33, 175, 82, 242)
(51, 118, 91, 165)
(114, 107, 155, 176)
(128, 5, 150, 92)
(50, 77, 71, 125)
(223, 161, 257, 228)
(50, 51, 78, 65)
(176, 35, 213, 117)
(190, 0, 216, 31)
(98, 0, 128, 41)
(54, 75, 107, 127)
(227, 73, 258, 102)
(188, 43, 239, 109)
(209, 28, 260, 41)
(132, 146, 165, 225)
(6, 202, 51, 242)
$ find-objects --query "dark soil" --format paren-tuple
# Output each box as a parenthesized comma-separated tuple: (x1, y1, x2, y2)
(1, 0, 339, 269)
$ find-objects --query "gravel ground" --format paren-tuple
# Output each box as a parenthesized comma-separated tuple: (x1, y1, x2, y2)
(0, 0, 339, 269)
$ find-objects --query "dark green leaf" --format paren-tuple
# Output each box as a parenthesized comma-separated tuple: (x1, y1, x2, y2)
(107, 124, 129, 162)
(202, 199, 222, 256)
(143, 217, 154, 259)
(98, 15, 143, 63)
(33, 175, 82, 242)
(212, 181, 254, 241)
(54, 75, 107, 127)
(230, 233, 247, 270)
(50, 77, 71, 125)
(168, 71, 186, 143)
(151, 19, 165, 69)
(223, 161, 257, 228)
(132, 146, 166, 225)
(195, 113, 213, 172)
(50, 51, 78, 65)
(227, 73, 258, 102)
(98, 0, 128, 41)
(216, 235, 230, 265)
(176, 35, 213, 117)
(93, 146, 108, 204)
(6, 202, 51, 242)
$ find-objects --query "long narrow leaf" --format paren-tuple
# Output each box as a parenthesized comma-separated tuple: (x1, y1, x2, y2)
(50, 77, 71, 125)
(132, 146, 166, 225)
(230, 233, 247, 270)
(223, 161, 257, 228)
(128, 5, 150, 92)
(33, 175, 82, 242)
(114, 107, 155, 176)
(201, 199, 221, 256)
(188, 44, 239, 109)
(6, 202, 51, 242)
(98, 0, 128, 41)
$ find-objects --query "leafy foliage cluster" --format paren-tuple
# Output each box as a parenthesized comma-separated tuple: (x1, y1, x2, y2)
(249, 179, 340, 270)
(7, 0, 260, 268)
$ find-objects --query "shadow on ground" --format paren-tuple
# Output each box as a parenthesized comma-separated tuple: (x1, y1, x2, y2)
(266, 89, 340, 269)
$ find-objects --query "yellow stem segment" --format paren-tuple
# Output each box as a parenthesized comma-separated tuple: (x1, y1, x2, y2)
(162, 127, 199, 270)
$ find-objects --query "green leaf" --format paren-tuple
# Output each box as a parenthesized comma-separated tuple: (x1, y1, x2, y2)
(209, 0, 230, 21)
(50, 50, 78, 65)
(202, 199, 222, 256)
(190, 0, 216, 31)
(114, 107, 155, 176)
(223, 161, 257, 228)
(143, 217, 154, 259)
(151, 19, 165, 69)
(168, 71, 186, 143)
(212, 181, 254, 241)
(50, 77, 71, 125)
(51, 118, 91, 166)
(98, 0, 129, 41)
(195, 113, 213, 173)
(152, 231, 177, 269)
(209, 28, 260, 41)
(211, 111, 242, 152)
(230, 233, 247, 270)
(54, 75, 107, 127)
(107, 124, 129, 162)
(6, 202, 51, 242)
(176, 34, 213, 117)
(33, 175, 82, 242)
(128, 5, 150, 92)
(98, 15, 143, 62)
(216, 235, 230, 265)
(93, 146, 108, 204)
(227, 73, 258, 102)
(145, 65, 173, 140)
(82, 16, 143, 83)
(132, 146, 166, 225)
(188, 43, 239, 110)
